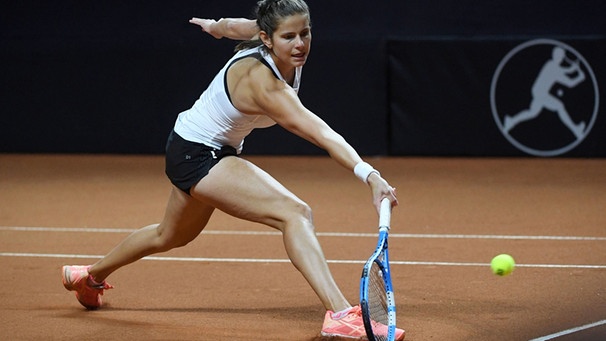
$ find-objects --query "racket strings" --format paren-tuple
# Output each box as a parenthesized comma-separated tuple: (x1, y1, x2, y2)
(368, 262, 389, 341)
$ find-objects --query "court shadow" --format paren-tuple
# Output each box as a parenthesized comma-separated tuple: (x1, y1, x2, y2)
(103, 304, 322, 322)
(309, 336, 360, 341)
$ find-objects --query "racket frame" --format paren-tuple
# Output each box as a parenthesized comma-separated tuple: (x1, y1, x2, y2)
(360, 198, 397, 341)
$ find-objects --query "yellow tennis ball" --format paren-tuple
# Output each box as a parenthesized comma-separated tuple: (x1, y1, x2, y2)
(491, 254, 515, 276)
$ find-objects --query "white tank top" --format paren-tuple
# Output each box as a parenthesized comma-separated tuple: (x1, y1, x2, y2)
(173, 45, 302, 153)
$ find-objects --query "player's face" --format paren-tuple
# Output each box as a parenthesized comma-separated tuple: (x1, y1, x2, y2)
(266, 14, 311, 70)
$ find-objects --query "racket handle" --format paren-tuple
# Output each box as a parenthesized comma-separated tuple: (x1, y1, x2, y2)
(379, 198, 391, 229)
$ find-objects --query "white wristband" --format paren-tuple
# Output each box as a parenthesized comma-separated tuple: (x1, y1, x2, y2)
(354, 161, 380, 183)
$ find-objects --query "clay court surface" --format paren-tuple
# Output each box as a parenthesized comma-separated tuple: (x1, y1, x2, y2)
(1, 154, 605, 340)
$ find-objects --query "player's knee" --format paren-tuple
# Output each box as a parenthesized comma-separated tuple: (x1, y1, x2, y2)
(284, 200, 314, 230)
(291, 198, 312, 218)
(151, 226, 193, 251)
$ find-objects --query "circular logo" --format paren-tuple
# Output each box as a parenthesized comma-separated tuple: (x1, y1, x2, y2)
(490, 39, 599, 156)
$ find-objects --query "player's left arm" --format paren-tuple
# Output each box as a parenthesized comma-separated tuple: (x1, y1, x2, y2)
(189, 17, 259, 40)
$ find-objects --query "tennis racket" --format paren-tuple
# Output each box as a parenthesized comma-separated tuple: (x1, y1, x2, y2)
(360, 198, 397, 341)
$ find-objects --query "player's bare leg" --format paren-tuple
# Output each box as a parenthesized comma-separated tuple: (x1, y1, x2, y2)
(191, 156, 351, 312)
(88, 187, 215, 282)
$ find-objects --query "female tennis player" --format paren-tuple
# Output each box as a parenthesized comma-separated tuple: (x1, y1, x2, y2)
(62, 0, 403, 339)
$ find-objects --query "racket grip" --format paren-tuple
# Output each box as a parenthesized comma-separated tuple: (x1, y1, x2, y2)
(379, 198, 391, 229)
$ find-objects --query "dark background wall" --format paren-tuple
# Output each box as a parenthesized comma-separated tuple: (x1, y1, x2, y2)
(1, 0, 604, 156)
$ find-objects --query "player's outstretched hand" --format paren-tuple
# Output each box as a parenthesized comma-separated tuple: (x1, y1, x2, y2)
(189, 17, 259, 40)
(189, 18, 222, 39)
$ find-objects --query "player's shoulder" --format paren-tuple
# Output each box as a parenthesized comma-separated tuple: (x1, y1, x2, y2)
(233, 59, 285, 94)
(226, 57, 287, 114)
(230, 56, 272, 79)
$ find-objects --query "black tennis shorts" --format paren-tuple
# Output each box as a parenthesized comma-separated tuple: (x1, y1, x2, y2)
(165, 130, 238, 195)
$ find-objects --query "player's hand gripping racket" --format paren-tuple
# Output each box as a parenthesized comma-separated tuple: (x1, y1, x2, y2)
(360, 198, 397, 341)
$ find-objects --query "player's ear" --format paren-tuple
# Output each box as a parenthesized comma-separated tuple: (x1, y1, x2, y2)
(259, 31, 272, 49)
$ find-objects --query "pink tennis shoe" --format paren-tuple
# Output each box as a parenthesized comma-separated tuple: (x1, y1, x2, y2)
(321, 305, 405, 340)
(62, 265, 113, 310)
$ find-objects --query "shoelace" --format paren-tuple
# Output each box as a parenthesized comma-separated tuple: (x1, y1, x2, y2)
(346, 306, 362, 318)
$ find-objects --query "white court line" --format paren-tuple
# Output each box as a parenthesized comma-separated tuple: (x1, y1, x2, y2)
(1, 252, 605, 269)
(528, 319, 606, 341)
(2, 226, 606, 241)
(2, 226, 605, 269)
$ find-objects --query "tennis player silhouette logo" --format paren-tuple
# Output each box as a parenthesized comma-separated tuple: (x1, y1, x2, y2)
(491, 39, 599, 156)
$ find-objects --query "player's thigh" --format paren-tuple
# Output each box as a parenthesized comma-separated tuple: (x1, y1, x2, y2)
(157, 186, 215, 245)
(190, 156, 309, 229)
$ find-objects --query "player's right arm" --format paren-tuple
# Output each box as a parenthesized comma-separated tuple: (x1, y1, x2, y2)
(189, 18, 259, 40)
(229, 60, 398, 212)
